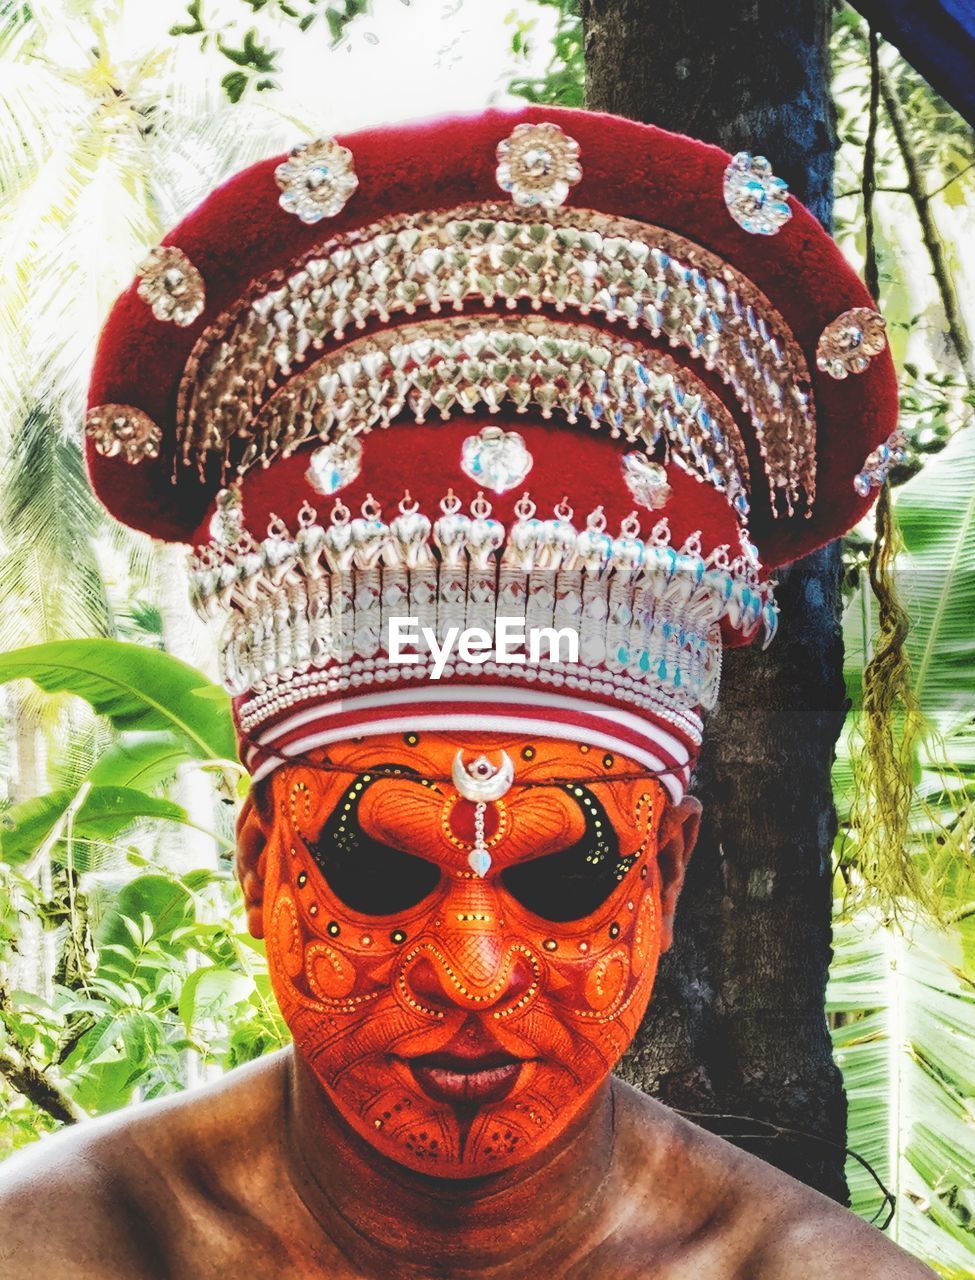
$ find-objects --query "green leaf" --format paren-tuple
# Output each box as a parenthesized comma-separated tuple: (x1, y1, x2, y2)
(73, 1015, 123, 1067)
(70, 1057, 140, 1113)
(217, 29, 278, 73)
(0, 731, 196, 870)
(169, 0, 206, 37)
(87, 734, 196, 790)
(221, 70, 249, 103)
(179, 966, 253, 1032)
(0, 639, 236, 762)
(0, 786, 191, 866)
(96, 874, 195, 955)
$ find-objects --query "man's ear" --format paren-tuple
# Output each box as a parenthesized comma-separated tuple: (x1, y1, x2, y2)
(656, 795, 702, 953)
(236, 786, 273, 940)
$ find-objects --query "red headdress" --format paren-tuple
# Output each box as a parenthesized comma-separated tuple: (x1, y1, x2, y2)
(85, 107, 899, 802)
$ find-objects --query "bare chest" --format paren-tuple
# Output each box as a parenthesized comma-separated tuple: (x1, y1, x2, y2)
(142, 1200, 756, 1280)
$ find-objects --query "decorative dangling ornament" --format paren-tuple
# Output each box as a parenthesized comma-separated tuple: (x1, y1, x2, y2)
(209, 485, 245, 546)
(451, 750, 514, 877)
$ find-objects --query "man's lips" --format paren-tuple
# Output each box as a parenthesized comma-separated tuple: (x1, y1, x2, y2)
(405, 1052, 524, 1106)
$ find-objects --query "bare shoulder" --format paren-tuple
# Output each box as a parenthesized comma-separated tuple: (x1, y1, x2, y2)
(0, 1051, 288, 1280)
(0, 1125, 157, 1280)
(749, 1203, 937, 1279)
(609, 1079, 936, 1279)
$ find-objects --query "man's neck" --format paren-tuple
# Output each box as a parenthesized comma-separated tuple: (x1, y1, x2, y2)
(282, 1051, 620, 1277)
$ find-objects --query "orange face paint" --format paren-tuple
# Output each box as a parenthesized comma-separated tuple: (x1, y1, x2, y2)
(261, 732, 667, 1177)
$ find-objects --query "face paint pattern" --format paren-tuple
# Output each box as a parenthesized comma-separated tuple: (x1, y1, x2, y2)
(260, 733, 666, 1177)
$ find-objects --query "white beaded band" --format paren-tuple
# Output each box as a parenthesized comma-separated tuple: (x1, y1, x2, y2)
(243, 684, 702, 804)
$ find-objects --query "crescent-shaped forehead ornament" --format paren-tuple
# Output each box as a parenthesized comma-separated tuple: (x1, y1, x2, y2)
(451, 750, 515, 803)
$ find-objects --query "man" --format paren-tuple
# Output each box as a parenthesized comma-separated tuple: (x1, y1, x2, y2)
(0, 106, 929, 1276)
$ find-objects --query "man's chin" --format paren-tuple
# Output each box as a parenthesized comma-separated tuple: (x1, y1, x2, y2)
(322, 1059, 601, 1179)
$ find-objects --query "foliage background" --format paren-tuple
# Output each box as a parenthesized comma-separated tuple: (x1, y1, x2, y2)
(0, 2, 973, 1274)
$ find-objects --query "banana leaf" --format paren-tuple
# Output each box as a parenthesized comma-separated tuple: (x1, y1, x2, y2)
(0, 639, 236, 762)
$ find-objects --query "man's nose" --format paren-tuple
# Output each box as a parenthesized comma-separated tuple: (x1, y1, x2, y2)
(397, 879, 540, 1017)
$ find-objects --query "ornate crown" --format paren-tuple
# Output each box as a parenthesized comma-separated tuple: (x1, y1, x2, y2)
(84, 109, 899, 799)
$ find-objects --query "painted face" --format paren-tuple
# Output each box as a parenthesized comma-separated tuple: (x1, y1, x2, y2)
(261, 732, 667, 1177)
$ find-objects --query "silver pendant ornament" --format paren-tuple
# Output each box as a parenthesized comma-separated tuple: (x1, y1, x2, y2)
(451, 750, 514, 878)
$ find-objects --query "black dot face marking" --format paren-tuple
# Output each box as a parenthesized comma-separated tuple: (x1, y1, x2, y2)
(390, 929, 407, 945)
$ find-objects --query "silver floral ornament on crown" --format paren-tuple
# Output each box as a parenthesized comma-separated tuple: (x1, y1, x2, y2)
(853, 429, 907, 497)
(306, 433, 364, 496)
(816, 308, 888, 380)
(275, 137, 358, 224)
(621, 452, 672, 511)
(136, 245, 205, 326)
(723, 152, 792, 235)
(461, 426, 533, 493)
(495, 122, 582, 209)
(85, 404, 162, 463)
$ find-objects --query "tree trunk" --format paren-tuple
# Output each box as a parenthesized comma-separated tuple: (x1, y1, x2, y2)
(581, 0, 849, 1201)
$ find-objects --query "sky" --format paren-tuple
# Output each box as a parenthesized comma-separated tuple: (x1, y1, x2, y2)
(276, 0, 558, 130)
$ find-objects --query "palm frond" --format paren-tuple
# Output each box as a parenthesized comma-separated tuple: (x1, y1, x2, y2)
(893, 427, 975, 741)
(829, 906, 975, 1279)
(0, 7, 285, 431)
(0, 405, 114, 648)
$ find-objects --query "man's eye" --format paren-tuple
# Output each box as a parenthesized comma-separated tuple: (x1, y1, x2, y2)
(500, 784, 636, 923)
(307, 769, 441, 916)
